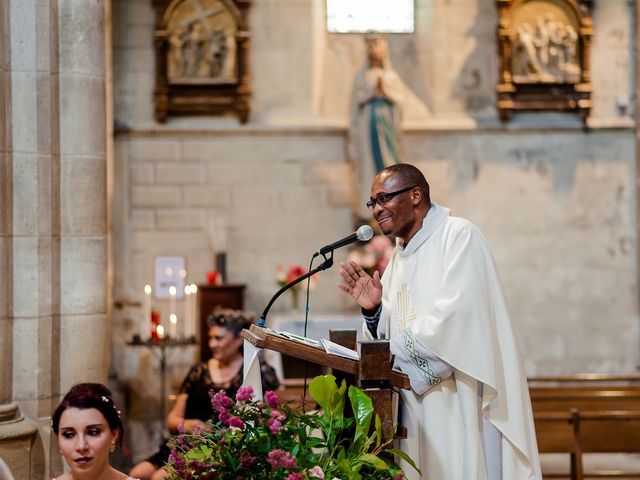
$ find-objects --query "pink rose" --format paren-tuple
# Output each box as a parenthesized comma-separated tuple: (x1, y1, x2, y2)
(235, 386, 254, 403)
(267, 449, 297, 469)
(229, 416, 245, 429)
(264, 390, 279, 409)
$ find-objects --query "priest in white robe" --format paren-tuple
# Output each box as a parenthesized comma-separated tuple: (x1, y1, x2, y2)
(338, 163, 541, 480)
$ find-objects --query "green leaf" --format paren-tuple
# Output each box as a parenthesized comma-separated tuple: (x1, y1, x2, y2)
(337, 457, 357, 480)
(386, 448, 422, 476)
(347, 385, 374, 443)
(358, 453, 389, 470)
(309, 375, 338, 413)
(332, 379, 347, 419)
(374, 415, 382, 449)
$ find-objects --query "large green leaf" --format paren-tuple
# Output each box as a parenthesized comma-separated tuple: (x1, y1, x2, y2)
(309, 375, 336, 412)
(347, 385, 374, 443)
(309, 374, 347, 420)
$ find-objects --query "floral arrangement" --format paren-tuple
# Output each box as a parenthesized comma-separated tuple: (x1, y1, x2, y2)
(165, 375, 419, 480)
(346, 234, 394, 277)
(276, 263, 317, 289)
(276, 263, 316, 311)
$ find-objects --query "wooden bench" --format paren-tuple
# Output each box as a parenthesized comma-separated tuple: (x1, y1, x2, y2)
(529, 375, 640, 479)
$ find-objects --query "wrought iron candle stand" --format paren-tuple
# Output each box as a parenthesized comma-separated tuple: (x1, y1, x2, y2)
(127, 335, 197, 423)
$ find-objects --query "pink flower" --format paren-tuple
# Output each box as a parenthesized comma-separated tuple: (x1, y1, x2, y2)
(308, 466, 325, 479)
(229, 416, 245, 429)
(270, 410, 285, 423)
(285, 474, 304, 480)
(264, 390, 279, 409)
(240, 451, 256, 468)
(394, 472, 405, 480)
(267, 449, 297, 469)
(267, 418, 282, 434)
(235, 386, 254, 403)
(370, 234, 392, 253)
(347, 234, 393, 276)
(210, 390, 233, 412)
(286, 265, 306, 283)
(218, 407, 230, 425)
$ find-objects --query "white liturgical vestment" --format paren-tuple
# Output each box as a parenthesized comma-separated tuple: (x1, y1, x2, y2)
(364, 203, 541, 480)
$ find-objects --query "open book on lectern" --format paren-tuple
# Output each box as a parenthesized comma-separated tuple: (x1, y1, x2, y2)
(260, 326, 359, 360)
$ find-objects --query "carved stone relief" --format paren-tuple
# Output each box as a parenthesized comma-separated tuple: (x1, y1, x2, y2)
(165, 1, 237, 83)
(511, 13, 580, 83)
(153, 0, 251, 123)
(496, 0, 593, 121)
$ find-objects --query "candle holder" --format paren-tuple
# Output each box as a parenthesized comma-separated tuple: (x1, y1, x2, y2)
(127, 335, 197, 423)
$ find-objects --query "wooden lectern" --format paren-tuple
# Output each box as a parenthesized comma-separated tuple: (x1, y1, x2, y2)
(241, 324, 410, 441)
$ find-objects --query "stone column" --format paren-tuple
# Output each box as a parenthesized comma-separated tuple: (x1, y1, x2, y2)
(57, 0, 109, 388)
(0, 0, 108, 478)
(0, 0, 13, 411)
(636, 0, 640, 320)
(0, 0, 45, 478)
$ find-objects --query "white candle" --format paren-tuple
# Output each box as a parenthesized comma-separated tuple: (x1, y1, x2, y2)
(157, 324, 165, 339)
(184, 285, 192, 338)
(169, 285, 177, 337)
(169, 313, 178, 338)
(191, 284, 198, 340)
(144, 284, 152, 339)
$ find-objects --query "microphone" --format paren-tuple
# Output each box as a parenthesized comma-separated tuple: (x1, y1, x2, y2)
(314, 225, 374, 257)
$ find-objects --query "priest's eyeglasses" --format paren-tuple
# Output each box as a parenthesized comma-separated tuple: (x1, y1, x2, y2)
(366, 185, 417, 210)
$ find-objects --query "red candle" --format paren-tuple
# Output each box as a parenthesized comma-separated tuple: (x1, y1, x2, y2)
(151, 310, 160, 342)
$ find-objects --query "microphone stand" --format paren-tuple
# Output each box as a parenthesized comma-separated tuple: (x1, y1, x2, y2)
(258, 253, 334, 328)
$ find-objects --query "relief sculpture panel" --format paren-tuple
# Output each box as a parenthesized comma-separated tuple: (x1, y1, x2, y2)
(496, 0, 593, 121)
(166, 1, 237, 83)
(512, 12, 579, 83)
(152, 0, 251, 123)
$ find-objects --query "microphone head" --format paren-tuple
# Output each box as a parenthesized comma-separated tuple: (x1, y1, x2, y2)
(356, 225, 374, 242)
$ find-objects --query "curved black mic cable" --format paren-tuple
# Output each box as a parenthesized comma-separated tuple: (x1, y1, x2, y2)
(301, 250, 330, 412)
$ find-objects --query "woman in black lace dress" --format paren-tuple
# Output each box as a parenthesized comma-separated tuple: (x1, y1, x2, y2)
(129, 309, 280, 480)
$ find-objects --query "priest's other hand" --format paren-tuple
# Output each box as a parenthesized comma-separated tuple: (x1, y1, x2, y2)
(338, 260, 382, 310)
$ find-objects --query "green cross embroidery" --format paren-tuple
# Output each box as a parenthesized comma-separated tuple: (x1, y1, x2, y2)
(397, 284, 442, 386)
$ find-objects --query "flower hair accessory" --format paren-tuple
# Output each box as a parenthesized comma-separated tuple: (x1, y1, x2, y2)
(101, 395, 122, 418)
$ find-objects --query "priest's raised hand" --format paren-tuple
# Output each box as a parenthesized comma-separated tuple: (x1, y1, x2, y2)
(338, 260, 382, 311)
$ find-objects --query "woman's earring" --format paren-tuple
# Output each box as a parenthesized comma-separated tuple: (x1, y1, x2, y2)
(109, 443, 115, 453)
